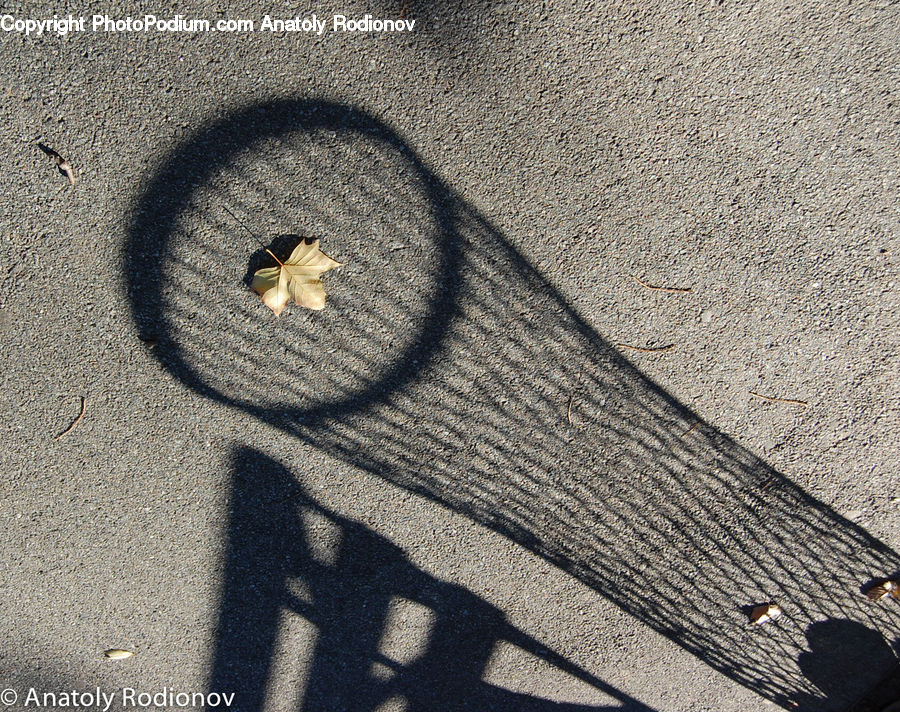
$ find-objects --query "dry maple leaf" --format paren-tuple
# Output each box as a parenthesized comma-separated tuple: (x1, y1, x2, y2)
(865, 579, 899, 601)
(251, 239, 342, 315)
(38, 142, 76, 185)
(749, 603, 782, 625)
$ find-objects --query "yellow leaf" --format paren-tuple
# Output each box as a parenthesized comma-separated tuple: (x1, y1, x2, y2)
(865, 579, 899, 601)
(250, 239, 342, 315)
(749, 603, 782, 625)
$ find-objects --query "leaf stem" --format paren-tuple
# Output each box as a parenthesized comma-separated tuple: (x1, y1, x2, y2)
(265, 248, 284, 268)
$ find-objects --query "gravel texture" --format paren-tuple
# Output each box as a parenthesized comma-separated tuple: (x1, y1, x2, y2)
(1, 1, 898, 711)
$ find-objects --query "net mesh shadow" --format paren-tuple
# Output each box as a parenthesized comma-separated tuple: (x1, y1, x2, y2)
(127, 101, 900, 711)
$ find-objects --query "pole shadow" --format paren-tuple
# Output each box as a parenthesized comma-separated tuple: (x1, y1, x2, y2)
(212, 446, 652, 711)
(125, 99, 900, 710)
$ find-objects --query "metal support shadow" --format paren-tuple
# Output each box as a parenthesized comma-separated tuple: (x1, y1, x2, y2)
(211, 446, 653, 711)
(125, 99, 900, 710)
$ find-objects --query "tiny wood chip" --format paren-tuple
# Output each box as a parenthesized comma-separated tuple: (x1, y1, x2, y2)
(104, 649, 134, 660)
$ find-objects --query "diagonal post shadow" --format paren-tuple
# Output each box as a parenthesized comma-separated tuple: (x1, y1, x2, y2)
(125, 100, 900, 710)
(213, 446, 652, 711)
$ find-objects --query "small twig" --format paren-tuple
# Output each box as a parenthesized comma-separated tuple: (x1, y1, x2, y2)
(680, 422, 699, 438)
(760, 478, 775, 491)
(37, 143, 76, 185)
(749, 391, 809, 407)
(55, 396, 86, 440)
(566, 395, 574, 425)
(617, 342, 676, 353)
(631, 275, 692, 294)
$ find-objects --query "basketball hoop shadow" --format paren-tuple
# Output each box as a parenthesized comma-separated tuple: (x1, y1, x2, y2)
(126, 100, 900, 711)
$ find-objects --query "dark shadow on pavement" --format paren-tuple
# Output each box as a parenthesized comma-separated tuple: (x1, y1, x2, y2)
(210, 446, 651, 711)
(125, 99, 900, 710)
(796, 620, 899, 711)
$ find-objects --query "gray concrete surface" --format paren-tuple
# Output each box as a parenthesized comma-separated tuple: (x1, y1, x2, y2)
(1, 1, 898, 711)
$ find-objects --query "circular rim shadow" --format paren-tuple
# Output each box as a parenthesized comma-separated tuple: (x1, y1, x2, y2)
(125, 99, 461, 423)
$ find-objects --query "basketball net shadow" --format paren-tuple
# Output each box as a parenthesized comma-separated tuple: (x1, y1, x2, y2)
(126, 100, 900, 711)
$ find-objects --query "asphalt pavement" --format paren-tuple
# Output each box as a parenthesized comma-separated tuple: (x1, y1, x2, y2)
(1, 1, 898, 711)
